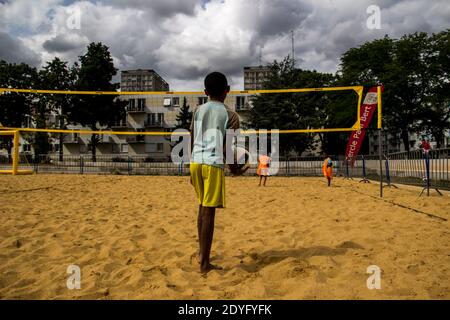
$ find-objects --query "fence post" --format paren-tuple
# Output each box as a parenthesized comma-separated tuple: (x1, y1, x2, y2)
(128, 156, 132, 175)
(386, 157, 390, 184)
(34, 154, 38, 174)
(359, 156, 369, 183)
(286, 158, 290, 176)
(383, 156, 397, 189)
(425, 152, 430, 196)
(378, 129, 383, 197)
(80, 156, 84, 174)
(345, 159, 350, 179)
(419, 151, 443, 197)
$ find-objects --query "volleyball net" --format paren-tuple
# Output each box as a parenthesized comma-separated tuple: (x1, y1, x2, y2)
(0, 85, 381, 174)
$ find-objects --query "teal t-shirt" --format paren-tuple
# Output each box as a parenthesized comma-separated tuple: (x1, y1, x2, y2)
(190, 101, 240, 169)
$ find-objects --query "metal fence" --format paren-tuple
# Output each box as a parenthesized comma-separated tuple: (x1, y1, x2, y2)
(341, 149, 450, 190)
(1, 149, 448, 191)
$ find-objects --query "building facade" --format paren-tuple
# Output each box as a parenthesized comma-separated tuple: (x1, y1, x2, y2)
(120, 69, 169, 92)
(61, 93, 253, 159)
(243, 66, 270, 90)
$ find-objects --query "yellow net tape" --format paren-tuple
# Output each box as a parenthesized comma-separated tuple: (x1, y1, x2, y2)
(0, 86, 367, 134)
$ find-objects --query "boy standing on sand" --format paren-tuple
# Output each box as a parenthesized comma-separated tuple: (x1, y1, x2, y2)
(190, 72, 240, 274)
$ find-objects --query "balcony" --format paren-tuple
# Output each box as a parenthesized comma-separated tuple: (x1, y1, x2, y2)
(144, 120, 165, 128)
(63, 136, 80, 144)
(97, 135, 113, 144)
(126, 135, 145, 143)
(126, 106, 146, 114)
(111, 120, 128, 129)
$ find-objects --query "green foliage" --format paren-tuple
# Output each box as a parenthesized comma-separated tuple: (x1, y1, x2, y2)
(175, 97, 193, 130)
(245, 56, 339, 155)
(67, 42, 127, 160)
(0, 61, 38, 157)
(339, 30, 450, 150)
(37, 57, 77, 157)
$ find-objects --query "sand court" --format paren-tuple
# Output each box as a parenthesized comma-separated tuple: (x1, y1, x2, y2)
(0, 174, 449, 299)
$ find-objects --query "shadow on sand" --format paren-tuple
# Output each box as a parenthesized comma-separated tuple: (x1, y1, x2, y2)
(238, 241, 363, 273)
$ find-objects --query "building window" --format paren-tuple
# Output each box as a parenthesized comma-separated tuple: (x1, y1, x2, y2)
(163, 98, 172, 107)
(112, 144, 120, 154)
(137, 98, 146, 110)
(147, 113, 164, 126)
(172, 97, 180, 107)
(146, 143, 164, 153)
(198, 97, 208, 105)
(236, 96, 246, 110)
(80, 144, 87, 153)
(121, 144, 128, 153)
(23, 144, 31, 152)
(129, 99, 136, 110)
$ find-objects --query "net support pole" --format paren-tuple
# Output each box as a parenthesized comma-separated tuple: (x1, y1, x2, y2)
(377, 86, 383, 197)
(378, 129, 383, 197)
(12, 130, 19, 175)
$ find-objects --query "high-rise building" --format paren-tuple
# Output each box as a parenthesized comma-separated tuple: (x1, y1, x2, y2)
(120, 69, 169, 92)
(243, 66, 270, 90)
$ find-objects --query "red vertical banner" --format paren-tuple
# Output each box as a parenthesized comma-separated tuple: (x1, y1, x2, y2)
(345, 86, 381, 166)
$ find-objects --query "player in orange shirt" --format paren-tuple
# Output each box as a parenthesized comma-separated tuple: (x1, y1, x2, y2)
(257, 154, 271, 186)
(322, 154, 333, 187)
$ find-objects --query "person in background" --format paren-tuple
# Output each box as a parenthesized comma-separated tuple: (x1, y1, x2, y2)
(257, 153, 271, 186)
(420, 138, 431, 154)
(322, 154, 333, 187)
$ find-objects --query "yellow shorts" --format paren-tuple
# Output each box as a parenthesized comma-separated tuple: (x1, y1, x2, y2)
(190, 163, 225, 208)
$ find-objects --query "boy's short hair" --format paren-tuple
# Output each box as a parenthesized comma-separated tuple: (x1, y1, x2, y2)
(204, 72, 228, 97)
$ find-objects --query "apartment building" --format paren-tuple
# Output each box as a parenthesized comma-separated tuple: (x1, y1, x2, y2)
(120, 69, 169, 92)
(243, 66, 271, 90)
(61, 93, 253, 159)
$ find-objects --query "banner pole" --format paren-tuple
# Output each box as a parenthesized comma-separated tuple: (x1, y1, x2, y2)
(377, 86, 383, 197)
(379, 129, 383, 197)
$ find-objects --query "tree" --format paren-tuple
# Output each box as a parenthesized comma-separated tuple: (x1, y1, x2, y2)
(339, 32, 449, 151)
(245, 56, 335, 156)
(38, 57, 76, 160)
(169, 97, 192, 156)
(0, 61, 38, 159)
(68, 42, 126, 161)
(418, 30, 450, 147)
(175, 97, 192, 130)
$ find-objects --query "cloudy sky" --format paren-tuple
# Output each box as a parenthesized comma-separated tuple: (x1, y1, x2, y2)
(0, 0, 449, 90)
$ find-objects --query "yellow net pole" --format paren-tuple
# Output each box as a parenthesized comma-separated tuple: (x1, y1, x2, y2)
(377, 86, 382, 129)
(12, 130, 19, 175)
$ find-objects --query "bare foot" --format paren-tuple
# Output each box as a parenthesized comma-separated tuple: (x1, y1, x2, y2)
(200, 263, 223, 274)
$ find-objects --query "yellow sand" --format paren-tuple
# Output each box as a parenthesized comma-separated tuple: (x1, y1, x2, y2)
(0, 174, 449, 300)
